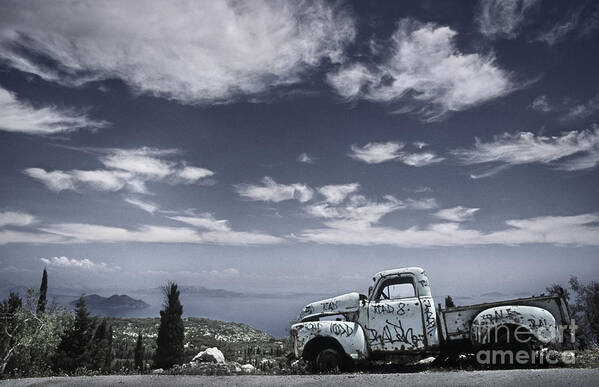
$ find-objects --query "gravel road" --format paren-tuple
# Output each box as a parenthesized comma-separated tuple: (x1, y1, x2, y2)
(3, 369, 599, 387)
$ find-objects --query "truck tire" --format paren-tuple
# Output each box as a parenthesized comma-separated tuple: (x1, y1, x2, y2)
(490, 329, 533, 368)
(315, 348, 341, 372)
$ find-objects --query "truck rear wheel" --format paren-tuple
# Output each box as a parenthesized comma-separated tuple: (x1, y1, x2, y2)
(315, 348, 341, 372)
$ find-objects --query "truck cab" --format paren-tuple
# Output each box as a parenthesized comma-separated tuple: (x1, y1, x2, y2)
(290, 266, 569, 371)
(291, 267, 439, 369)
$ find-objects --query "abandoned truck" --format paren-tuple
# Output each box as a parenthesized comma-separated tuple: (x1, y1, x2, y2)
(290, 267, 571, 371)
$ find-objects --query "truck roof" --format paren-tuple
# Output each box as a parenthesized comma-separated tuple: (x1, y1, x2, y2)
(372, 266, 426, 281)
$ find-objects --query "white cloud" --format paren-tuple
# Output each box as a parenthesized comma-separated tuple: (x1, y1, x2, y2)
(349, 141, 443, 166)
(435, 206, 480, 222)
(531, 95, 552, 112)
(305, 193, 437, 226)
(297, 153, 315, 164)
(0, 211, 36, 227)
(534, 7, 582, 45)
(452, 128, 599, 174)
(168, 213, 230, 232)
(304, 195, 403, 224)
(40, 256, 120, 271)
(235, 177, 313, 202)
(176, 166, 214, 184)
(349, 142, 403, 164)
(0, 210, 282, 246)
(400, 152, 445, 167)
(469, 164, 511, 179)
(317, 183, 360, 205)
(24, 147, 214, 193)
(561, 95, 599, 122)
(476, 0, 539, 39)
(532, 94, 599, 122)
(405, 198, 439, 210)
(124, 197, 159, 214)
(0, 230, 65, 245)
(72, 170, 129, 191)
(24, 168, 76, 192)
(298, 212, 599, 247)
(328, 19, 514, 121)
(36, 223, 283, 246)
(0, 85, 108, 135)
(0, 1, 355, 104)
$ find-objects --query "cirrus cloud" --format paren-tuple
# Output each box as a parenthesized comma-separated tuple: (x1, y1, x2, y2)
(452, 127, 599, 176)
(298, 213, 599, 247)
(0, 211, 36, 227)
(349, 141, 444, 166)
(0, 85, 108, 135)
(24, 147, 214, 193)
(476, 0, 539, 40)
(234, 177, 313, 203)
(0, 0, 355, 104)
(328, 19, 515, 121)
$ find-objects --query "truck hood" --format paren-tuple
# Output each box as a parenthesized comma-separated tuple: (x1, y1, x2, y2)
(298, 292, 361, 321)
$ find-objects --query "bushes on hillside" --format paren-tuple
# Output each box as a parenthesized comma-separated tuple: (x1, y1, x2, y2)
(547, 277, 599, 348)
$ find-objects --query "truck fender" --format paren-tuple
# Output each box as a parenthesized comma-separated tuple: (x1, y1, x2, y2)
(290, 321, 368, 361)
(470, 305, 557, 346)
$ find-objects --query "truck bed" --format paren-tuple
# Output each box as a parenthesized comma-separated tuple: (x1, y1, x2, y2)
(437, 295, 570, 342)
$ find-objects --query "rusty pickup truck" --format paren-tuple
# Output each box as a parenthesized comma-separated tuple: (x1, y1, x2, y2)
(290, 267, 571, 371)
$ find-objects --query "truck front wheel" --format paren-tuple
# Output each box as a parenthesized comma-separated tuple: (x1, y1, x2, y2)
(315, 348, 341, 372)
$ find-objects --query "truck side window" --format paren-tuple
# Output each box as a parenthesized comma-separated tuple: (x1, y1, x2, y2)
(376, 277, 416, 300)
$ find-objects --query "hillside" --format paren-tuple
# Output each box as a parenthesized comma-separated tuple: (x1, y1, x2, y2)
(109, 317, 289, 370)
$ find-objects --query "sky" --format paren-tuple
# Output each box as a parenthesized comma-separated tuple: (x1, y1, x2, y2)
(1, 0, 599, 300)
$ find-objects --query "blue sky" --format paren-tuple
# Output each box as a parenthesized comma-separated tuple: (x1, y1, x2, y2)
(1, 0, 598, 297)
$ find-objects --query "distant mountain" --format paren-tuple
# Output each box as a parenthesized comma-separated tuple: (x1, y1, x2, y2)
(71, 294, 149, 316)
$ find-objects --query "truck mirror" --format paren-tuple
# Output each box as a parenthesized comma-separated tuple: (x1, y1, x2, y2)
(368, 286, 373, 297)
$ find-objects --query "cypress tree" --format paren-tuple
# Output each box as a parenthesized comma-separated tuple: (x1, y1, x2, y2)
(154, 282, 184, 369)
(37, 268, 48, 314)
(134, 333, 144, 371)
(91, 319, 107, 371)
(53, 296, 96, 372)
(105, 324, 113, 371)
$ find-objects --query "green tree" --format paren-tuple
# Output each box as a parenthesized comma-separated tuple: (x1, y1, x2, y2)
(90, 319, 113, 371)
(134, 333, 144, 371)
(106, 325, 113, 370)
(154, 282, 184, 369)
(1, 290, 68, 376)
(37, 269, 48, 315)
(445, 295, 455, 308)
(53, 296, 96, 372)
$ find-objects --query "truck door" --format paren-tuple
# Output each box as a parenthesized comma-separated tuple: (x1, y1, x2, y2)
(364, 274, 426, 352)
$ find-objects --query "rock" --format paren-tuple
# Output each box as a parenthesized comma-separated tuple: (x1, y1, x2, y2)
(241, 364, 255, 373)
(152, 368, 164, 374)
(415, 356, 436, 365)
(192, 347, 225, 364)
